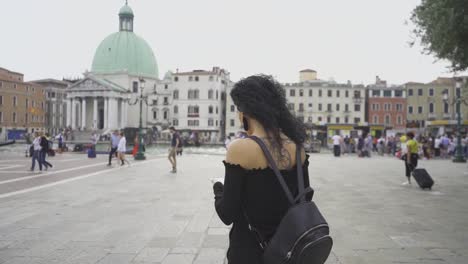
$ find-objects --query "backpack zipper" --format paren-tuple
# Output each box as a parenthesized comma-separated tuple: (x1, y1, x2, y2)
(283, 224, 329, 262)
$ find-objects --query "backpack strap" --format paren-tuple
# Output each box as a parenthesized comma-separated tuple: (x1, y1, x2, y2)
(296, 145, 306, 203)
(249, 136, 295, 205)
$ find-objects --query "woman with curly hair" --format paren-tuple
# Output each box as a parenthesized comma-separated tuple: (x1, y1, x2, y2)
(212, 75, 314, 263)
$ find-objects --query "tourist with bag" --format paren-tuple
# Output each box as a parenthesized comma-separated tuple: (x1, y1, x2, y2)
(213, 75, 332, 264)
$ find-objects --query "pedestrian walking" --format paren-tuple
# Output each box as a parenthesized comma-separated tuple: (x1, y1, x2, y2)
(332, 133, 342, 157)
(364, 134, 373, 157)
(213, 75, 330, 263)
(30, 132, 43, 172)
(107, 130, 120, 166)
(55, 132, 64, 154)
(168, 127, 180, 173)
(90, 132, 98, 151)
(40, 133, 53, 170)
(377, 136, 385, 156)
(343, 135, 350, 154)
(403, 132, 418, 185)
(117, 131, 130, 166)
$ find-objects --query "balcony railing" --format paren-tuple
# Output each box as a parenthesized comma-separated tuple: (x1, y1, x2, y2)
(187, 113, 199, 118)
(443, 113, 451, 119)
(352, 97, 363, 104)
(427, 113, 436, 120)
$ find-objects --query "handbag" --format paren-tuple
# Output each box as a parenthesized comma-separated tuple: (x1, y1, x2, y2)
(246, 136, 333, 264)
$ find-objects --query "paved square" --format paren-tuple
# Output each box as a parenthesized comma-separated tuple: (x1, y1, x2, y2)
(0, 151, 467, 263)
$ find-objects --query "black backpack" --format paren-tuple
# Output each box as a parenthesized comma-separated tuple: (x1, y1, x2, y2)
(246, 136, 333, 264)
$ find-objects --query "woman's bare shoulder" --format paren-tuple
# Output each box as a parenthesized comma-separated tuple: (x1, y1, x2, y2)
(225, 138, 261, 168)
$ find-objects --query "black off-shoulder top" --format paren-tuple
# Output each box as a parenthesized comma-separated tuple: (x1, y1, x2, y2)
(214, 155, 312, 264)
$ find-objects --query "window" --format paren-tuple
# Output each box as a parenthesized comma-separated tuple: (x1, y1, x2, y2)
(327, 90, 332, 97)
(208, 106, 213, 114)
(174, 77, 179, 82)
(408, 106, 413, 114)
(396, 104, 403, 111)
(344, 117, 349, 123)
(299, 103, 304, 112)
(0, 112, 2, 122)
(216, 106, 218, 114)
(327, 117, 331, 123)
(230, 105, 235, 112)
(354, 90, 361, 98)
(309, 90, 312, 97)
(394, 90, 403, 97)
(230, 119, 235, 127)
(174, 105, 178, 114)
(354, 117, 361, 124)
(418, 89, 423, 96)
(189, 76, 193, 81)
(288, 103, 294, 111)
(354, 104, 361, 111)
(336, 117, 340, 123)
(308, 103, 313, 107)
(163, 110, 168, 120)
(152, 100, 158, 105)
(318, 117, 322, 122)
(165, 84, 168, 89)
(319, 90, 322, 97)
(208, 90, 214, 99)
(429, 89, 434, 96)
(173, 90, 179, 99)
(429, 103, 434, 113)
(0, 95, 3, 105)
(373, 115, 378, 124)
(164, 97, 168, 105)
(327, 104, 332, 111)
(345, 90, 349, 97)
(308, 117, 313, 122)
(444, 102, 449, 113)
(372, 90, 380, 97)
(290, 89, 295, 97)
(195, 76, 199, 82)
(0, 81, 2, 88)
(13, 84, 17, 89)
(418, 106, 423, 114)
(221, 92, 226, 101)
(384, 103, 390, 111)
(345, 104, 349, 112)
(383, 90, 392, 97)
(41, 102, 44, 109)
(385, 115, 390, 125)
(318, 104, 322, 111)
(208, 119, 214, 126)
(408, 89, 413, 96)
(336, 90, 340, 97)
(132, 81, 138, 93)
(173, 119, 179, 126)
(216, 91, 218, 100)
(187, 120, 200, 126)
(153, 111, 157, 119)
(188, 105, 200, 117)
(299, 89, 304, 97)
(13, 96, 17, 107)
(336, 104, 340, 111)
(397, 115, 402, 125)
(12, 112, 17, 123)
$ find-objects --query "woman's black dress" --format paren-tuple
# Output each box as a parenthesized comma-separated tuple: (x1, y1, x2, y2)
(214, 155, 312, 264)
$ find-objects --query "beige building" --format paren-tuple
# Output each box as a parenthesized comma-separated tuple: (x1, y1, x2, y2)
(0, 67, 46, 141)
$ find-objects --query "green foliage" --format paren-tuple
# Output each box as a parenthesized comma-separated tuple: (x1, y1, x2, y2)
(411, 0, 468, 72)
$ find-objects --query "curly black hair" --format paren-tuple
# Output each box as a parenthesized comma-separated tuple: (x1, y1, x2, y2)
(230, 75, 306, 153)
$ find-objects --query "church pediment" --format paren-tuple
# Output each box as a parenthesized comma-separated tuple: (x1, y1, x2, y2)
(67, 76, 128, 93)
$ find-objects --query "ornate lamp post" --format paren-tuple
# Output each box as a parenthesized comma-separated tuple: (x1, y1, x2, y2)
(129, 78, 157, 160)
(443, 79, 467, 163)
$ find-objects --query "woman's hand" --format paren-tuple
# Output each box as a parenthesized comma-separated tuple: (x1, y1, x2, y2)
(213, 181, 224, 196)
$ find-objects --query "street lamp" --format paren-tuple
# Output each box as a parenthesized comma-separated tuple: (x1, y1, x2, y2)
(128, 78, 157, 160)
(453, 79, 467, 163)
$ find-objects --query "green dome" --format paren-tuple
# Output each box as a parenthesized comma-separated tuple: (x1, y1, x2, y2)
(91, 31, 158, 78)
(119, 5, 134, 17)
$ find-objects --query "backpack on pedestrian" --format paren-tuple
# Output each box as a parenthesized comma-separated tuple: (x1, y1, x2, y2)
(246, 136, 333, 264)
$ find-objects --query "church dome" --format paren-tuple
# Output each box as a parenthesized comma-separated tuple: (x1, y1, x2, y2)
(91, 3, 158, 78)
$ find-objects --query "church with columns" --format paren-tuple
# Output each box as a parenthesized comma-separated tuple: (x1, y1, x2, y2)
(66, 2, 159, 133)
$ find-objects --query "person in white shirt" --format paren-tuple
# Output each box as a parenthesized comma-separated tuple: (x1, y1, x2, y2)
(117, 131, 130, 166)
(331, 133, 342, 157)
(434, 136, 441, 157)
(30, 132, 43, 172)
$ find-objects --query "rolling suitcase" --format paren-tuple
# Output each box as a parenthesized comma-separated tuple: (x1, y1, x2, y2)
(412, 168, 434, 189)
(87, 148, 96, 158)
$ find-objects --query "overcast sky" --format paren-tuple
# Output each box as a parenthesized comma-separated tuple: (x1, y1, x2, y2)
(0, 0, 463, 85)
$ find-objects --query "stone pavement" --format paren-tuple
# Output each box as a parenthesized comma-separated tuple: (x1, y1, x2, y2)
(0, 152, 467, 264)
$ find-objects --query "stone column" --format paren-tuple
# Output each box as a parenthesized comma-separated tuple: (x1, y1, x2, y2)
(122, 100, 128, 128)
(70, 98, 76, 129)
(93, 98, 98, 129)
(81, 98, 87, 130)
(66, 99, 72, 127)
(104, 97, 108, 129)
(108, 97, 118, 129)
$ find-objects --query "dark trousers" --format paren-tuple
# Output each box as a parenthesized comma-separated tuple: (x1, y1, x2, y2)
(40, 150, 52, 168)
(333, 145, 341, 157)
(31, 150, 42, 171)
(108, 147, 118, 164)
(405, 153, 419, 177)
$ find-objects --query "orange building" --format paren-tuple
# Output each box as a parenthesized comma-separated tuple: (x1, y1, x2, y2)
(0, 67, 46, 141)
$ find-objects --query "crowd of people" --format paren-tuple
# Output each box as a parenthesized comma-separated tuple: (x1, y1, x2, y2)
(329, 133, 468, 160)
